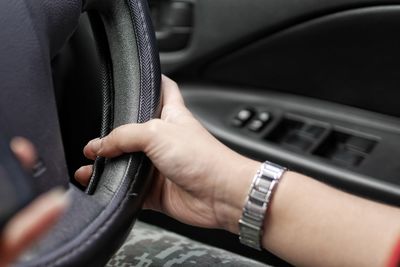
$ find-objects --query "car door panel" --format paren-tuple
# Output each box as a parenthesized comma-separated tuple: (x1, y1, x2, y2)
(204, 6, 400, 117)
(158, 0, 400, 74)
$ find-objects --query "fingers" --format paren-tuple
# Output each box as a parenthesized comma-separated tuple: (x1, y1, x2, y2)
(161, 75, 185, 107)
(74, 165, 93, 187)
(10, 137, 37, 170)
(83, 121, 156, 159)
(0, 189, 68, 266)
(81, 76, 181, 160)
(83, 138, 100, 160)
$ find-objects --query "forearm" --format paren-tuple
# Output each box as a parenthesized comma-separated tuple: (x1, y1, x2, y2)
(263, 172, 400, 266)
(218, 165, 400, 267)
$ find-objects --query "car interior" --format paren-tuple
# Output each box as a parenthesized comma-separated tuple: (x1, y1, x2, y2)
(4, 0, 400, 266)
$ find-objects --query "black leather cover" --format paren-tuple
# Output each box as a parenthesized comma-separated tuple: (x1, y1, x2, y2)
(0, 0, 161, 266)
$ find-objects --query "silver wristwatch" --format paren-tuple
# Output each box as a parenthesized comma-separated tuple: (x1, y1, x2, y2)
(239, 161, 287, 250)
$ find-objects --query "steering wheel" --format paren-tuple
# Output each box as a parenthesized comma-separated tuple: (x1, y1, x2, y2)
(0, 0, 161, 266)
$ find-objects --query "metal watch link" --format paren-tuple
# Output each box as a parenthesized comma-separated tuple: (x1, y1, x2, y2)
(239, 161, 287, 250)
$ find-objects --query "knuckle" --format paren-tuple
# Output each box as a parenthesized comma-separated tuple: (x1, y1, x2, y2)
(105, 126, 126, 148)
(106, 129, 118, 144)
(162, 75, 178, 88)
(112, 125, 132, 149)
(111, 125, 130, 138)
(147, 119, 163, 136)
(169, 79, 178, 88)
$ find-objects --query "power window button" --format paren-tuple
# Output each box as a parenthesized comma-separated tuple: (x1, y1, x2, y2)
(331, 148, 364, 166)
(304, 125, 325, 139)
(345, 136, 376, 153)
(282, 132, 313, 151)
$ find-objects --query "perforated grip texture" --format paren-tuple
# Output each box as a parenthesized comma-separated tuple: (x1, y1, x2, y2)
(127, 0, 162, 123)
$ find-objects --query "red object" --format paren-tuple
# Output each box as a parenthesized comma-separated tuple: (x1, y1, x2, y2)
(388, 238, 400, 267)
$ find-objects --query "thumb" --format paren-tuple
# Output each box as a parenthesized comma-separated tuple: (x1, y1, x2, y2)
(84, 120, 161, 159)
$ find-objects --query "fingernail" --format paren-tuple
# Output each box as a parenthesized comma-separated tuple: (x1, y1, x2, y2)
(10, 137, 25, 153)
(89, 138, 102, 154)
(74, 166, 84, 177)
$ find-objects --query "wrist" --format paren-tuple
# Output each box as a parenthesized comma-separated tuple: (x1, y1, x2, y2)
(213, 156, 260, 234)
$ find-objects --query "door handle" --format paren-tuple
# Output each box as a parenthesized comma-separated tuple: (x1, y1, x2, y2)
(149, 0, 194, 52)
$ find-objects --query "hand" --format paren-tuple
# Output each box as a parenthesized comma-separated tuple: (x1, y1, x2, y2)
(75, 76, 259, 233)
(0, 138, 68, 267)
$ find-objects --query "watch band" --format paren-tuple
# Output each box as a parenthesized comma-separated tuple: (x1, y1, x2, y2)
(239, 161, 287, 250)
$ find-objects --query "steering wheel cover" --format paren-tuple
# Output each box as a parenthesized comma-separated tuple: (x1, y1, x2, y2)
(0, 0, 160, 266)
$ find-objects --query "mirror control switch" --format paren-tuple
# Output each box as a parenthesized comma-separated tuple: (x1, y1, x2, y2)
(237, 109, 253, 122)
(258, 112, 271, 123)
(232, 108, 254, 127)
(248, 119, 265, 132)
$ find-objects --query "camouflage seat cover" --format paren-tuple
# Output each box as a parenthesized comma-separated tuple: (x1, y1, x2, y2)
(107, 221, 270, 267)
